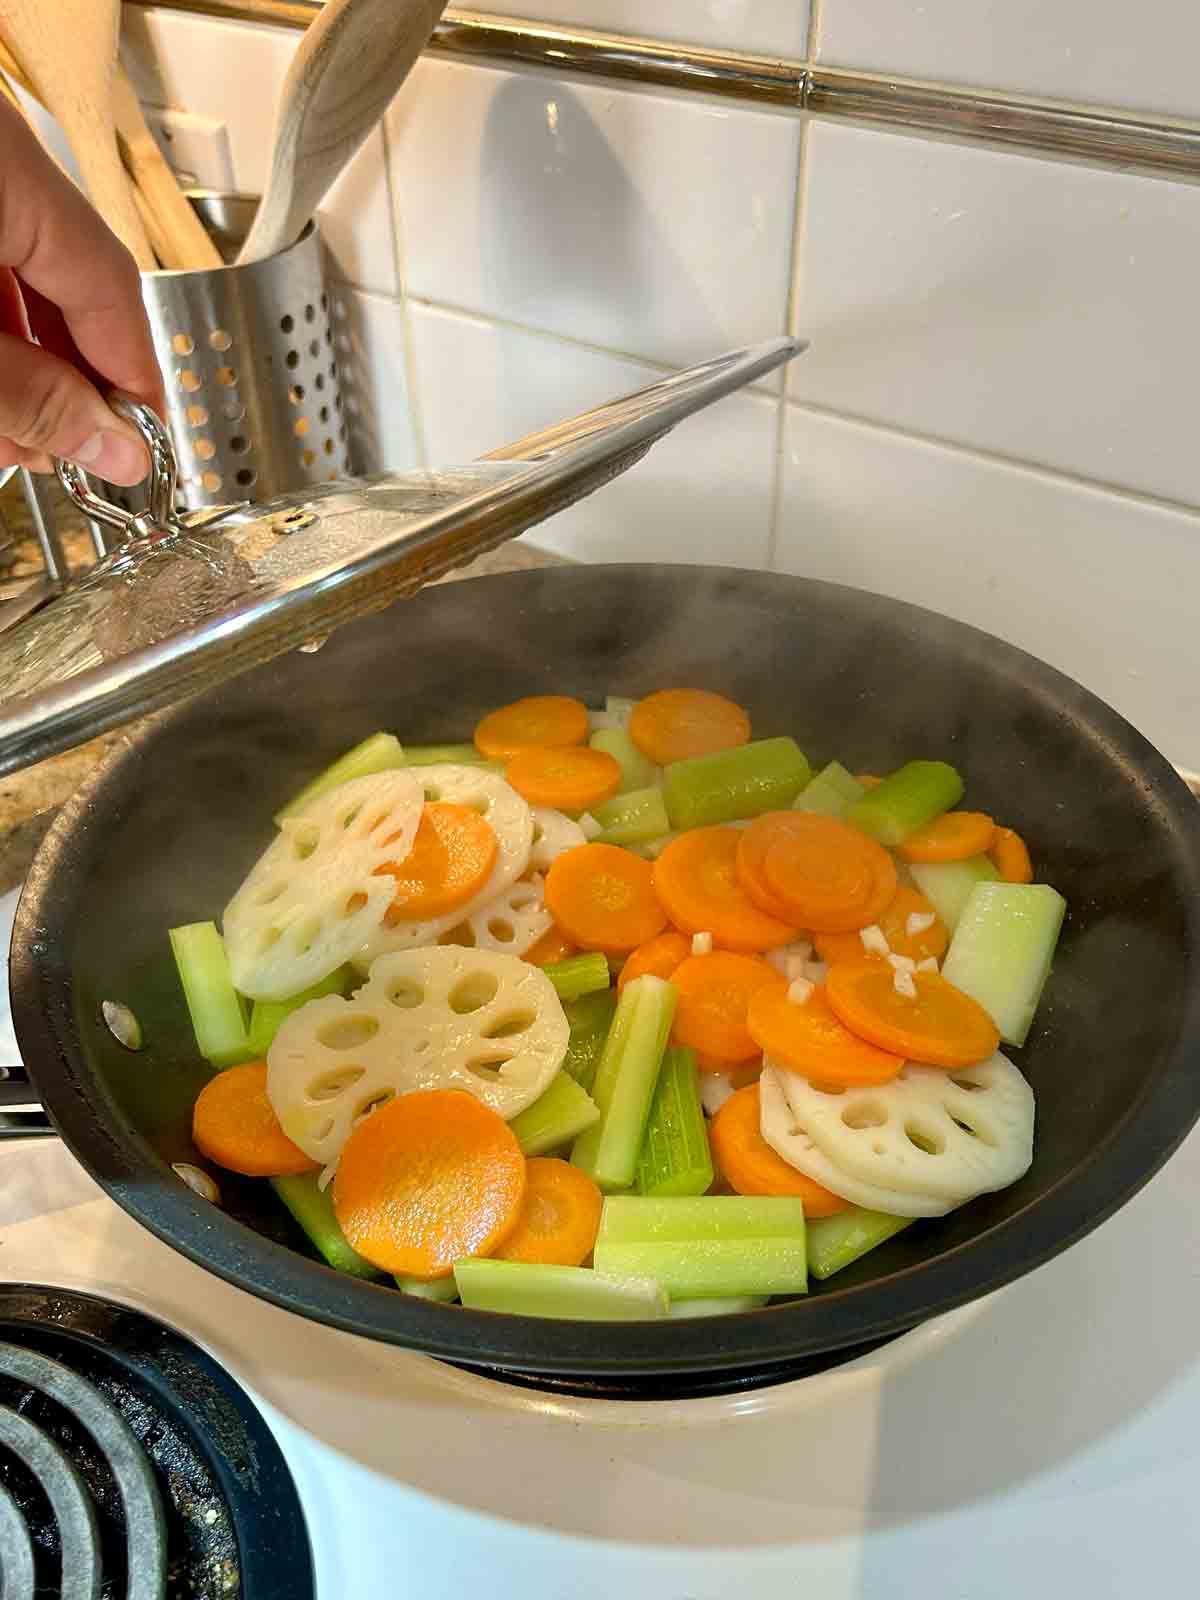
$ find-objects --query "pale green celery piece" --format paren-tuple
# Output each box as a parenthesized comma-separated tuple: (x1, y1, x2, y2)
(794, 760, 865, 818)
(592, 786, 671, 847)
(271, 1174, 382, 1279)
(806, 1209, 913, 1280)
(247, 966, 354, 1057)
(635, 1048, 713, 1198)
(169, 922, 252, 1068)
(395, 1274, 459, 1301)
(668, 1296, 768, 1318)
(941, 881, 1067, 1046)
(640, 832, 679, 861)
(846, 760, 964, 847)
(510, 1072, 600, 1156)
(403, 743, 492, 767)
(562, 990, 616, 1092)
(453, 1260, 669, 1320)
(542, 952, 611, 1003)
(274, 732, 406, 824)
(589, 728, 659, 793)
(663, 738, 810, 830)
(908, 856, 999, 932)
(594, 1195, 808, 1298)
(570, 975, 677, 1192)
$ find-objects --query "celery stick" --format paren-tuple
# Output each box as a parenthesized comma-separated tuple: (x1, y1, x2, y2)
(274, 732, 406, 824)
(941, 881, 1067, 1046)
(562, 990, 616, 1091)
(510, 1072, 600, 1156)
(908, 856, 999, 931)
(271, 1173, 382, 1279)
(247, 966, 354, 1057)
(794, 760, 865, 818)
(668, 1296, 768, 1318)
(589, 728, 659, 793)
(591, 786, 670, 847)
(542, 952, 611, 1003)
(594, 1196, 808, 1298)
(663, 738, 810, 830)
(403, 742, 491, 766)
(636, 1048, 713, 1198)
(170, 922, 252, 1068)
(847, 760, 964, 846)
(395, 1274, 458, 1301)
(806, 1208, 913, 1280)
(453, 1260, 668, 1320)
(570, 975, 677, 1192)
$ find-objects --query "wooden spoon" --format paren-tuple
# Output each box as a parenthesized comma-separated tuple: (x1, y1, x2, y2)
(237, 0, 447, 265)
(112, 67, 223, 270)
(0, 0, 156, 270)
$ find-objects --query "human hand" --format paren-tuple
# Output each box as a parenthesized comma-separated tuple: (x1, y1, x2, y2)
(0, 96, 165, 485)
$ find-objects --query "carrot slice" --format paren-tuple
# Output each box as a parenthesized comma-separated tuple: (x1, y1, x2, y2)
(737, 812, 897, 934)
(814, 884, 948, 967)
(378, 802, 498, 922)
(192, 1061, 316, 1177)
(897, 810, 996, 863)
(628, 688, 751, 765)
(524, 925, 577, 966)
(857, 774, 883, 788)
(618, 929, 691, 992)
(494, 1157, 603, 1266)
(671, 951, 779, 1064)
(474, 695, 588, 760)
(654, 827, 796, 954)
(747, 980, 906, 1089)
(504, 745, 622, 812)
(331, 1089, 526, 1278)
(709, 1084, 847, 1214)
(544, 842, 668, 954)
(990, 825, 1033, 884)
(825, 962, 999, 1068)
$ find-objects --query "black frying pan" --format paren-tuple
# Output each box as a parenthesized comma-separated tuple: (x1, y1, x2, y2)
(11, 565, 1200, 1379)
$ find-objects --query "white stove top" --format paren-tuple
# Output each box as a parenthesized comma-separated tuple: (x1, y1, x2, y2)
(3, 897, 1200, 1595)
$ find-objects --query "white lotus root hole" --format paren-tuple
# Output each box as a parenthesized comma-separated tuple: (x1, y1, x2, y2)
(388, 979, 425, 1009)
(450, 973, 500, 1013)
(842, 1101, 888, 1129)
(315, 1015, 380, 1051)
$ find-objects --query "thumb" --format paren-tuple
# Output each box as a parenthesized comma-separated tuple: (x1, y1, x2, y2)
(0, 331, 150, 485)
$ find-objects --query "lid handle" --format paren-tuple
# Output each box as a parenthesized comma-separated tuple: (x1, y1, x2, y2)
(55, 395, 184, 541)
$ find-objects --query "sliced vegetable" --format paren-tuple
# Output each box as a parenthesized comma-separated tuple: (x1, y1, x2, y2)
(504, 746, 622, 813)
(668, 1296, 768, 1318)
(671, 951, 778, 1064)
(510, 1071, 600, 1156)
(636, 1047, 714, 1198)
(404, 743, 493, 768)
(378, 801, 499, 921)
(990, 826, 1034, 884)
(591, 786, 671, 847)
(274, 732, 406, 824)
(737, 812, 897, 934)
(271, 1172, 382, 1278)
(629, 688, 751, 766)
(453, 1259, 668, 1320)
(908, 855, 1000, 932)
(941, 882, 1066, 1046)
(897, 810, 995, 864)
(523, 925, 576, 966)
(747, 980, 905, 1089)
(332, 1089, 526, 1277)
(169, 921, 252, 1068)
(495, 1157, 603, 1265)
(570, 974, 677, 1192)
(806, 1209, 914, 1280)
(395, 1274, 459, 1301)
(605, 695, 637, 729)
(193, 1061, 316, 1177)
(618, 930, 691, 992)
(825, 961, 999, 1068)
(545, 842, 667, 953)
(813, 886, 948, 969)
(588, 727, 659, 793)
(663, 737, 810, 830)
(847, 760, 964, 847)
(247, 966, 354, 1058)
(594, 1195, 808, 1299)
(562, 989, 616, 1092)
(654, 827, 796, 953)
(541, 951, 611, 1003)
(794, 760, 865, 817)
(474, 695, 589, 760)
(708, 1083, 846, 1213)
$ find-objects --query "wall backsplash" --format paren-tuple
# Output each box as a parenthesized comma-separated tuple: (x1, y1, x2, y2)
(115, 3, 1200, 767)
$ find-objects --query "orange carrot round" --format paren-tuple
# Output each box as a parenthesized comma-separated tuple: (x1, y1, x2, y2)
(825, 962, 999, 1069)
(654, 826, 796, 953)
(628, 688, 751, 765)
(897, 810, 996, 863)
(473, 695, 588, 760)
(192, 1061, 316, 1177)
(524, 924, 577, 966)
(747, 980, 906, 1089)
(504, 745, 621, 812)
(618, 929, 691, 992)
(990, 825, 1033, 883)
(332, 1089, 525, 1278)
(544, 842, 667, 953)
(814, 884, 948, 967)
(737, 812, 896, 934)
(671, 951, 779, 1064)
(379, 801, 498, 922)
(857, 774, 883, 788)
(494, 1157, 603, 1267)
(709, 1084, 847, 1214)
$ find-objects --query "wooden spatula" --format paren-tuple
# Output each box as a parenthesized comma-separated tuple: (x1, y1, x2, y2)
(112, 67, 223, 270)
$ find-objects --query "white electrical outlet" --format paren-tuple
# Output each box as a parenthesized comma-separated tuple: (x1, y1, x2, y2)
(143, 108, 235, 192)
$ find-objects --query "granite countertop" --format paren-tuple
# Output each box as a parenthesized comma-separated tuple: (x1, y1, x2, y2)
(0, 474, 564, 893)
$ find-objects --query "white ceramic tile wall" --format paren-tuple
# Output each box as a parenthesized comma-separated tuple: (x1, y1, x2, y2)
(331, 290, 420, 475)
(468, 0, 812, 58)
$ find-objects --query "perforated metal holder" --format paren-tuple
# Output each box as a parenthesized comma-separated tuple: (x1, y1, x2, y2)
(0, 336, 804, 778)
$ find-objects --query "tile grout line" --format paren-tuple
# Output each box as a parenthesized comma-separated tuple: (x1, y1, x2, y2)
(379, 115, 431, 473)
(766, 117, 813, 571)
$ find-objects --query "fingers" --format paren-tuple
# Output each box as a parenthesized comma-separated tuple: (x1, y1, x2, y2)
(0, 331, 153, 485)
